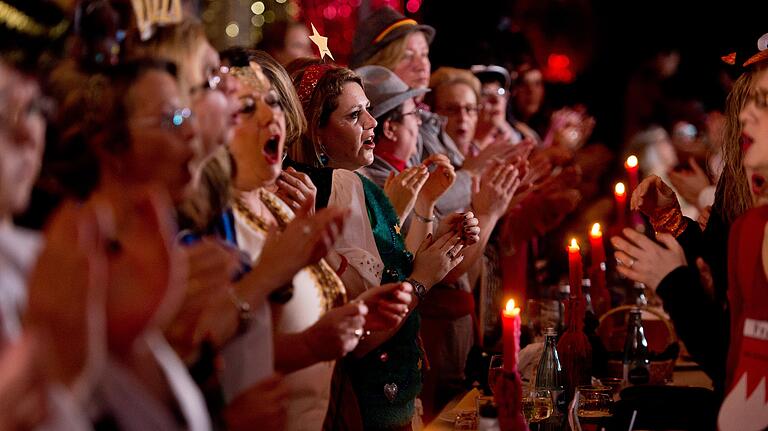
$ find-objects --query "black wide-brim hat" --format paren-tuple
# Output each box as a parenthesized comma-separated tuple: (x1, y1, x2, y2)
(349, 6, 435, 69)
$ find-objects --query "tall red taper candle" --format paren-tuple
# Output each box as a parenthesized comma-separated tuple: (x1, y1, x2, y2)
(568, 238, 583, 297)
(614, 182, 627, 228)
(625, 155, 639, 194)
(589, 223, 606, 269)
(589, 223, 611, 316)
(502, 298, 521, 372)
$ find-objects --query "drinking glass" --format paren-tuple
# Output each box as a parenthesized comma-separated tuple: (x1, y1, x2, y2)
(487, 355, 504, 395)
(522, 389, 553, 424)
(576, 385, 613, 418)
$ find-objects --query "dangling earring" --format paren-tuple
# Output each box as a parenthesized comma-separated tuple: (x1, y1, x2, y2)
(316, 142, 330, 167)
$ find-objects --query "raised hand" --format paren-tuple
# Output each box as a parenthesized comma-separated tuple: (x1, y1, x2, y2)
(25, 200, 110, 392)
(419, 154, 456, 205)
(275, 167, 317, 214)
(668, 158, 711, 207)
(0, 335, 48, 431)
(165, 238, 243, 360)
(255, 200, 347, 289)
(383, 166, 429, 221)
(471, 161, 522, 220)
(356, 282, 413, 331)
(304, 301, 368, 361)
(611, 228, 687, 291)
(410, 232, 466, 288)
(435, 212, 480, 246)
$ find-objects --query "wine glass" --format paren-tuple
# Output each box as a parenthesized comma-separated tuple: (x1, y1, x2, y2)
(522, 389, 553, 424)
(487, 354, 504, 394)
(576, 385, 613, 418)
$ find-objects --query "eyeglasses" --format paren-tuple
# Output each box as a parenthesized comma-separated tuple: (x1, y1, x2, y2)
(191, 66, 230, 95)
(438, 104, 478, 117)
(396, 108, 422, 119)
(132, 107, 193, 131)
(482, 87, 507, 98)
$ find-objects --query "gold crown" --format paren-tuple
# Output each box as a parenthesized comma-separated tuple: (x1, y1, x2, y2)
(131, 0, 182, 40)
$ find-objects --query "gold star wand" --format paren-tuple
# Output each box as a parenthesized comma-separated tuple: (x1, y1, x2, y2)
(308, 23, 335, 62)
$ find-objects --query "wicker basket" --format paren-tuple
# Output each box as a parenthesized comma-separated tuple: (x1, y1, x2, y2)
(598, 305, 678, 384)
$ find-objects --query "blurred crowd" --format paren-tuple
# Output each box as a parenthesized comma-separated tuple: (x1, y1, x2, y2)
(1, 1, 767, 430)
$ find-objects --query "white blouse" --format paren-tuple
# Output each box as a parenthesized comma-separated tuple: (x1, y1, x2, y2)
(227, 188, 345, 431)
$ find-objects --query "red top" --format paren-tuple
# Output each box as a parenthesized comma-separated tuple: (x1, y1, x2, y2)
(376, 149, 408, 173)
(719, 206, 768, 429)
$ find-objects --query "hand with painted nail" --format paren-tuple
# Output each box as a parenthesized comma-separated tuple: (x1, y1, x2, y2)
(410, 231, 466, 288)
(384, 165, 430, 222)
(610, 228, 687, 290)
(275, 167, 317, 215)
(357, 282, 413, 331)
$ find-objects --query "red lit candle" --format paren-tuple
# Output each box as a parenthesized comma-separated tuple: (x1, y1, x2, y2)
(589, 223, 606, 267)
(589, 223, 610, 316)
(625, 155, 639, 194)
(502, 298, 521, 372)
(568, 238, 583, 297)
(614, 182, 627, 228)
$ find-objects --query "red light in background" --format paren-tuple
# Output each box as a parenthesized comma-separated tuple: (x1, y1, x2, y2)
(545, 53, 574, 83)
(406, 0, 421, 13)
(548, 53, 570, 69)
(323, 5, 337, 19)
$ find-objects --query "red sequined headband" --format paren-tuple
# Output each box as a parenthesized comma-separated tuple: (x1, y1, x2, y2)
(297, 63, 334, 112)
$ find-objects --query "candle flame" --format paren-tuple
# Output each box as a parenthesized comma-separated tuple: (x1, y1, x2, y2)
(614, 182, 626, 196)
(568, 237, 580, 251)
(626, 155, 638, 168)
(504, 298, 520, 317)
(590, 223, 602, 237)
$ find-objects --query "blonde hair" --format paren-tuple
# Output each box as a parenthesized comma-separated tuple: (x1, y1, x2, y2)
(715, 67, 760, 223)
(361, 35, 408, 70)
(248, 50, 307, 151)
(426, 67, 481, 108)
(125, 18, 208, 95)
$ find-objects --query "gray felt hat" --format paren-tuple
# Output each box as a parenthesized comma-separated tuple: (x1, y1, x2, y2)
(355, 65, 429, 119)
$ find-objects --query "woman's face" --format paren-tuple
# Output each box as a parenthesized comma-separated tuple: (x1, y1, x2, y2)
(229, 65, 286, 190)
(740, 68, 768, 206)
(189, 42, 240, 161)
(317, 82, 377, 171)
(0, 63, 45, 218)
(513, 68, 544, 120)
(435, 82, 478, 154)
(393, 32, 431, 90)
(125, 70, 198, 203)
(480, 81, 508, 121)
(389, 98, 421, 157)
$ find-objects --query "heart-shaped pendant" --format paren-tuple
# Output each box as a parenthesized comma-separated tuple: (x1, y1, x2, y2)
(383, 383, 398, 402)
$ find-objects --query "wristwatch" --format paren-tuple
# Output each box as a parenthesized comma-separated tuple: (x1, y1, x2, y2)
(406, 278, 427, 302)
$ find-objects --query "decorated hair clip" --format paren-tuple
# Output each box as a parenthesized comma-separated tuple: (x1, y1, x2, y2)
(296, 23, 337, 110)
(131, 0, 182, 41)
(743, 33, 768, 67)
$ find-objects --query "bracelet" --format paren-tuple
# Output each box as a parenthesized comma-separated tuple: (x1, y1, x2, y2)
(413, 209, 437, 223)
(406, 278, 427, 302)
(228, 289, 254, 335)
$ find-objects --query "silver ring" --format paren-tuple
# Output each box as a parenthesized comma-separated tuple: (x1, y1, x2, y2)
(354, 328, 363, 337)
(447, 250, 456, 259)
